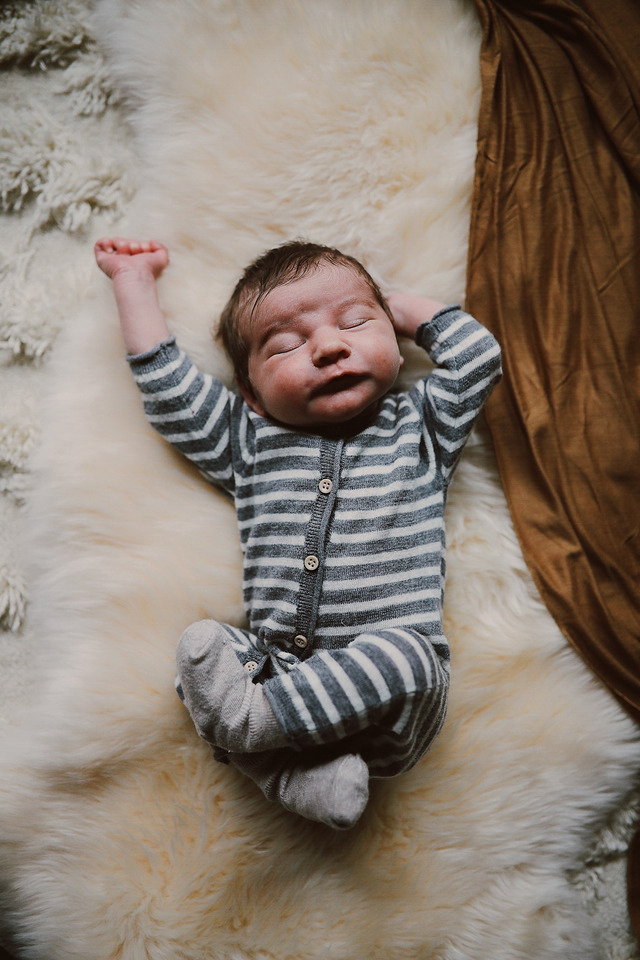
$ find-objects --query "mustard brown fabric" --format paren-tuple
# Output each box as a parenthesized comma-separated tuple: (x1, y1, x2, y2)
(466, 0, 640, 937)
(467, 0, 640, 719)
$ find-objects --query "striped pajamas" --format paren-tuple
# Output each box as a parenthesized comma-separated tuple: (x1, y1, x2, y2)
(129, 306, 501, 776)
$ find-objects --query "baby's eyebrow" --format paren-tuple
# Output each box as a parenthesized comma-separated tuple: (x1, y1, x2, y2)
(337, 294, 378, 311)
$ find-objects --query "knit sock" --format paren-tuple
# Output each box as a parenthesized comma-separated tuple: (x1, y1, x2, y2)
(228, 749, 370, 830)
(176, 619, 290, 753)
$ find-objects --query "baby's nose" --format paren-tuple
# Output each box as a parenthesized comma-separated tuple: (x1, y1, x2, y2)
(312, 329, 351, 366)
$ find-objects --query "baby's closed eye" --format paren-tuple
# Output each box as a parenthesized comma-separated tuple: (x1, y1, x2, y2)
(339, 316, 370, 330)
(268, 333, 304, 354)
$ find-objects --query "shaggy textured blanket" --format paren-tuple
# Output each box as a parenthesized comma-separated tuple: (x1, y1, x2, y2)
(1, 1, 639, 958)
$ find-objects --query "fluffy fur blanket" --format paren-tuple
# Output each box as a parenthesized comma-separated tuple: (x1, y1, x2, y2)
(1, 1, 639, 958)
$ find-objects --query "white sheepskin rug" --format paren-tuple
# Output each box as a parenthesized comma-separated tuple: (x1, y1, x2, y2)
(1, 1, 639, 958)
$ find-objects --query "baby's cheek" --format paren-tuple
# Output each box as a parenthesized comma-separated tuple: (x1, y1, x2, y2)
(380, 345, 402, 378)
(279, 366, 303, 395)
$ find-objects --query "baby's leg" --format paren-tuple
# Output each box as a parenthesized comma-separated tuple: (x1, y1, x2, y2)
(176, 620, 291, 753)
(177, 621, 448, 770)
(262, 628, 450, 761)
(227, 749, 369, 830)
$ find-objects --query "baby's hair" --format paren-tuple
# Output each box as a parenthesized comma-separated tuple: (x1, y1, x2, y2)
(218, 240, 393, 388)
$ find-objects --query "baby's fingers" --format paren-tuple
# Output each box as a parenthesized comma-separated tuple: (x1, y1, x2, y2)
(93, 237, 169, 281)
(95, 237, 145, 255)
(127, 240, 147, 254)
(95, 237, 117, 255)
(95, 237, 137, 256)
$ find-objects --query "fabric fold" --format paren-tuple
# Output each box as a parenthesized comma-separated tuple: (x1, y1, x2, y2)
(467, 0, 640, 723)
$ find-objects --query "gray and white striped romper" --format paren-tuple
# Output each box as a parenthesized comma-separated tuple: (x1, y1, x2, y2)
(129, 306, 501, 776)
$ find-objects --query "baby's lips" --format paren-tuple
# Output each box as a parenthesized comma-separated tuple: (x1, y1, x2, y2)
(313, 372, 365, 396)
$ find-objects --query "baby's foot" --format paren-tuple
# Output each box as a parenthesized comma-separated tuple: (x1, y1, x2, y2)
(176, 620, 289, 753)
(229, 750, 369, 830)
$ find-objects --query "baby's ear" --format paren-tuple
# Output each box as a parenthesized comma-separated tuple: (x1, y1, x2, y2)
(237, 375, 267, 417)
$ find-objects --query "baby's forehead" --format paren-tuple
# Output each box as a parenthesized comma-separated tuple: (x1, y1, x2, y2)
(249, 262, 374, 328)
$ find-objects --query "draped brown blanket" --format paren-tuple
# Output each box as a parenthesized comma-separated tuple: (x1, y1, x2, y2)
(466, 0, 640, 932)
(467, 0, 640, 719)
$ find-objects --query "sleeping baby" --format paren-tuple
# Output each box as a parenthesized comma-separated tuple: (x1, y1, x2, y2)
(95, 236, 501, 829)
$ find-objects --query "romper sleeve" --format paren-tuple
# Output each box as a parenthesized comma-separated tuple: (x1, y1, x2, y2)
(127, 337, 242, 494)
(412, 305, 502, 481)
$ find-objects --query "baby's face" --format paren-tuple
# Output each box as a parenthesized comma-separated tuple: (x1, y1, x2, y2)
(239, 263, 402, 429)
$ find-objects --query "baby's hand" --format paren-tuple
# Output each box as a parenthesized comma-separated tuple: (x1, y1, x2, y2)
(387, 292, 447, 339)
(94, 238, 169, 281)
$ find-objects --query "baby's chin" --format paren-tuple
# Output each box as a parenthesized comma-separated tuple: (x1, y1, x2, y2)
(309, 391, 373, 422)
(280, 396, 383, 434)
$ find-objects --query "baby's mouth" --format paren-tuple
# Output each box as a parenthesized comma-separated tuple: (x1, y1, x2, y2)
(312, 373, 365, 397)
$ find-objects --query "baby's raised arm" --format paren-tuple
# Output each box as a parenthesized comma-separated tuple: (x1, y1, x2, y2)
(386, 292, 447, 340)
(95, 238, 172, 355)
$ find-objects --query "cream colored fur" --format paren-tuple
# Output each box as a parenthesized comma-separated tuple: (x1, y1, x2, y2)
(1, 1, 639, 958)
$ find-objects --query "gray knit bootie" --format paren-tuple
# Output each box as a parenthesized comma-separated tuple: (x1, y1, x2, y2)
(176, 620, 289, 753)
(229, 749, 369, 830)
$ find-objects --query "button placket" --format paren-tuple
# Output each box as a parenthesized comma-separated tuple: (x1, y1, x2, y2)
(294, 438, 343, 655)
